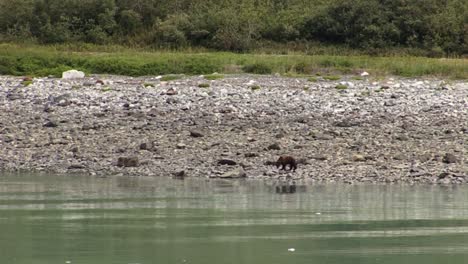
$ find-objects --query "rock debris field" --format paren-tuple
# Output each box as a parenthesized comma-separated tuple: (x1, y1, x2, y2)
(0, 74, 467, 184)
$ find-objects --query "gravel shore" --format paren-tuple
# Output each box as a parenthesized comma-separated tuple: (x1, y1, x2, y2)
(0, 74, 466, 184)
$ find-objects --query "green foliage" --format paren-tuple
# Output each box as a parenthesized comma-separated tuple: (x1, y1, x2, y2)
(204, 74, 224, 80)
(324, 75, 341, 81)
(307, 77, 318, 82)
(101, 86, 112, 92)
(242, 62, 272, 74)
(0, 0, 465, 55)
(250, 85, 261, 91)
(0, 44, 466, 79)
(335, 84, 348, 90)
(302, 0, 468, 55)
(161, 74, 183, 81)
(21, 80, 32, 86)
(198, 83, 210, 88)
(118, 10, 142, 36)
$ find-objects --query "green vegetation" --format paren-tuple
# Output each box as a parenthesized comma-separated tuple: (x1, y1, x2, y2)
(335, 84, 348, 90)
(0, 44, 466, 79)
(204, 74, 224, 80)
(21, 80, 32, 86)
(0, 0, 466, 56)
(250, 85, 261, 91)
(324, 75, 341, 81)
(307, 77, 318, 82)
(242, 63, 273, 74)
(161, 75, 183, 81)
(198, 83, 210, 88)
(101, 86, 112, 92)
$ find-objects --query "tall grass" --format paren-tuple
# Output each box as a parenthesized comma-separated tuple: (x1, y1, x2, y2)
(0, 43, 466, 79)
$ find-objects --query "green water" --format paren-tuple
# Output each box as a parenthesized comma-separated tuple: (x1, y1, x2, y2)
(1, 174, 468, 264)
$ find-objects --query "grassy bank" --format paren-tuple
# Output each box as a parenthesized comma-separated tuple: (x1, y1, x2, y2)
(0, 44, 467, 79)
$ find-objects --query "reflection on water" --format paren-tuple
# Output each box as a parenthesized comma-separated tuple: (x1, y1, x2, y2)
(1, 173, 468, 264)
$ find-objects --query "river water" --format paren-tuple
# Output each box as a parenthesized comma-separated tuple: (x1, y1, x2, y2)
(1, 173, 468, 264)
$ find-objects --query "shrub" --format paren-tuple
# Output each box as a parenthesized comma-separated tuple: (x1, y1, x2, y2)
(242, 63, 272, 74)
(161, 74, 183, 81)
(324, 75, 341, 81)
(204, 74, 224, 80)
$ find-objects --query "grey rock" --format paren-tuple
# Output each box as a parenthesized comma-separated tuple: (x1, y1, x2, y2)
(166, 88, 178, 95)
(189, 130, 204, 138)
(176, 143, 186, 149)
(352, 154, 366, 162)
(334, 120, 360, 127)
(117, 157, 139, 167)
(267, 143, 281, 150)
(218, 159, 237, 166)
(43, 121, 58, 128)
(443, 153, 458, 164)
(219, 167, 247, 178)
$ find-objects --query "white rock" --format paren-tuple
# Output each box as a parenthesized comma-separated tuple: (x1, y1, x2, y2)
(288, 248, 295, 252)
(219, 168, 247, 178)
(62, 70, 85, 79)
(360, 71, 370, 76)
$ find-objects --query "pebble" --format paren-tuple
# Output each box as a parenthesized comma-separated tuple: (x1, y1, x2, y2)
(0, 74, 466, 184)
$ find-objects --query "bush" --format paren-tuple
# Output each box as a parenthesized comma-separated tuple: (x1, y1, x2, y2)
(242, 63, 272, 74)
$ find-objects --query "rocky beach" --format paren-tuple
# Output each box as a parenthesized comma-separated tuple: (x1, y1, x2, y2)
(0, 74, 466, 184)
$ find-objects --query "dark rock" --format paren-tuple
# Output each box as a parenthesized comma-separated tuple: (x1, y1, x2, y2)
(334, 120, 360, 128)
(117, 157, 139, 167)
(394, 134, 410, 141)
(43, 104, 54, 113)
(166, 88, 178, 95)
(7, 92, 22, 101)
(244, 153, 258, 158)
(267, 143, 281, 150)
(70, 146, 79, 153)
(312, 133, 334, 140)
(68, 164, 86, 169)
(443, 153, 458, 164)
(139, 142, 151, 150)
(189, 130, 204, 138)
(172, 170, 185, 180)
(418, 153, 433, 162)
(218, 159, 237, 166)
(311, 155, 327, 161)
(176, 143, 186, 149)
(438, 172, 450, 179)
(43, 120, 58, 128)
(166, 97, 178, 104)
(275, 133, 285, 139)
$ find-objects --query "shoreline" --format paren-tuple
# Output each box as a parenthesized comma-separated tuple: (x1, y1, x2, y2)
(0, 74, 466, 184)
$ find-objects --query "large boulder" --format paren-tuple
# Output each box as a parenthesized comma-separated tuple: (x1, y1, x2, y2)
(62, 70, 85, 79)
